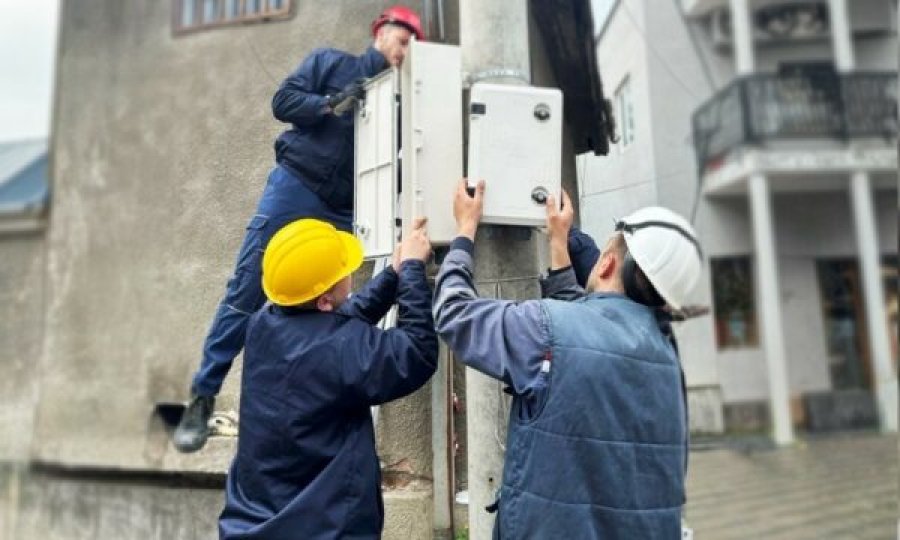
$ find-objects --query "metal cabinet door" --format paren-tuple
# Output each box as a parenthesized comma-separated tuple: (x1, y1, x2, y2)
(400, 39, 463, 245)
(354, 69, 399, 259)
(468, 83, 562, 226)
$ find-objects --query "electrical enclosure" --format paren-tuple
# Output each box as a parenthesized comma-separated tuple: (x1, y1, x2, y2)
(467, 83, 562, 226)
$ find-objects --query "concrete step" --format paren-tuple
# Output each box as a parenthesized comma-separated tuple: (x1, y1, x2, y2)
(383, 488, 434, 540)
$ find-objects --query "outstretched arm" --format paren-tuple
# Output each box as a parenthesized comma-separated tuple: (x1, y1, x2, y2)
(432, 180, 549, 396)
(338, 265, 398, 325)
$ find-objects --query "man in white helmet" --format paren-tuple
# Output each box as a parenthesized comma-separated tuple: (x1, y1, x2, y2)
(433, 179, 703, 538)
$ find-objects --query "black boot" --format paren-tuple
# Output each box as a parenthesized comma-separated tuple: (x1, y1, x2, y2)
(174, 394, 215, 453)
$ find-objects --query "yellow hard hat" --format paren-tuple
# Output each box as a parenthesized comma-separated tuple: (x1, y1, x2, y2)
(261, 219, 364, 306)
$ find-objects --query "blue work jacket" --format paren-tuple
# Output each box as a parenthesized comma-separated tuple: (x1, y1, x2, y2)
(219, 261, 438, 540)
(433, 238, 687, 539)
(272, 46, 388, 212)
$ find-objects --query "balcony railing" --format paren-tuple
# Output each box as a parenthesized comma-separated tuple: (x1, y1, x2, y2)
(692, 72, 898, 171)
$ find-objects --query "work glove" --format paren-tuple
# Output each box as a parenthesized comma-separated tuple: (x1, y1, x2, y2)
(327, 79, 367, 116)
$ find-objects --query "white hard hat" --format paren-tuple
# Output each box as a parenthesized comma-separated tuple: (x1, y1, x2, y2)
(615, 206, 702, 310)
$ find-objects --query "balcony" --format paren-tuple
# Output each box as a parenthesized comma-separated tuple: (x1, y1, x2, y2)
(693, 72, 898, 174)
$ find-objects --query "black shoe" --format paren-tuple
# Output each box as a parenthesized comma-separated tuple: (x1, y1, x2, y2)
(173, 394, 215, 453)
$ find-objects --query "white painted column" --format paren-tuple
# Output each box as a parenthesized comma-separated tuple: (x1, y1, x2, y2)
(849, 171, 898, 432)
(730, 0, 756, 74)
(748, 173, 794, 445)
(828, 0, 856, 71)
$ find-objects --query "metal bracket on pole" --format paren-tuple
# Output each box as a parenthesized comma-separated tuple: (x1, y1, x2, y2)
(463, 68, 531, 88)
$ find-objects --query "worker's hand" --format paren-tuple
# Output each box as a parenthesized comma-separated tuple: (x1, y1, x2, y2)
(400, 217, 432, 263)
(454, 178, 484, 241)
(546, 189, 574, 271)
(545, 189, 574, 245)
(327, 79, 366, 116)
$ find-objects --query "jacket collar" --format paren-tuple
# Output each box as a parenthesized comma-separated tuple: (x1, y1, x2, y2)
(360, 46, 389, 78)
(272, 304, 317, 317)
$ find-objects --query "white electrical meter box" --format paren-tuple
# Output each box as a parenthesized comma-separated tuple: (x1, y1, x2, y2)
(354, 38, 463, 259)
(401, 39, 462, 245)
(467, 83, 563, 226)
(354, 69, 399, 259)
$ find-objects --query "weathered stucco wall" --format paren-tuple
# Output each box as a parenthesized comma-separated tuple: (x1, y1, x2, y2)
(0, 465, 222, 540)
(21, 1, 444, 538)
(0, 232, 44, 462)
(39, 0, 428, 473)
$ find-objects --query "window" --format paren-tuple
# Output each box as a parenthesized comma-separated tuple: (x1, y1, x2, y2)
(614, 76, 635, 151)
(174, 0, 292, 34)
(711, 257, 759, 349)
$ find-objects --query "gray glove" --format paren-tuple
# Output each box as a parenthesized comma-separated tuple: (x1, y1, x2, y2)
(327, 79, 366, 116)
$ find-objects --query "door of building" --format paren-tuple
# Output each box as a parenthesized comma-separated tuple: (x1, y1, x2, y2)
(817, 260, 873, 390)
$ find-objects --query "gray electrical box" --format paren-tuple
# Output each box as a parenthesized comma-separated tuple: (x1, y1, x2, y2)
(354, 69, 399, 259)
(355, 47, 564, 258)
(401, 40, 463, 246)
(354, 39, 462, 259)
(467, 83, 563, 226)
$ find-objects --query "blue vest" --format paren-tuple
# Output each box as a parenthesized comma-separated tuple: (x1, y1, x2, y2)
(496, 293, 686, 539)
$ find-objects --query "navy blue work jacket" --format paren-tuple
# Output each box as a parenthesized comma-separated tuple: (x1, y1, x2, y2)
(219, 261, 438, 540)
(433, 239, 687, 539)
(272, 46, 388, 212)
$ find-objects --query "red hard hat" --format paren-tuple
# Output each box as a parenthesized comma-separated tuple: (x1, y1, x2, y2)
(371, 5, 425, 41)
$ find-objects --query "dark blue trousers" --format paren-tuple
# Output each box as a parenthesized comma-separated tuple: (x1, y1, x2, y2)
(191, 166, 353, 397)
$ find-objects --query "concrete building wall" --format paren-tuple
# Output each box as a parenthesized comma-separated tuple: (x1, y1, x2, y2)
(756, 41, 834, 72)
(579, 0, 899, 431)
(0, 232, 45, 462)
(713, 189, 898, 403)
(0, 465, 222, 540)
(642, 0, 722, 408)
(40, 0, 425, 472)
(579, 0, 658, 234)
(855, 35, 900, 69)
(10, 1, 439, 538)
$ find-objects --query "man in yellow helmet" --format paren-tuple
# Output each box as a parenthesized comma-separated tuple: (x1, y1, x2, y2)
(219, 217, 438, 539)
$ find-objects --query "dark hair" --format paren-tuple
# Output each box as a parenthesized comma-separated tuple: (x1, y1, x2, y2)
(621, 251, 665, 307)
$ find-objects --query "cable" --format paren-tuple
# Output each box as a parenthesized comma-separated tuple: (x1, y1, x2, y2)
(617, 1, 715, 225)
(671, 0, 718, 94)
(670, 0, 718, 225)
(619, 2, 704, 102)
(578, 163, 699, 201)
(243, 33, 278, 85)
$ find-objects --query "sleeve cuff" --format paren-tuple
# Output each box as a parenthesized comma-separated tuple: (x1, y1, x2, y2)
(449, 236, 475, 255)
(547, 265, 573, 277)
(399, 259, 426, 273)
(316, 95, 331, 114)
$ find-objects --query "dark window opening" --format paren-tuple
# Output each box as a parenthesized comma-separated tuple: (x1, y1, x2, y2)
(174, 0, 292, 34)
(711, 257, 759, 349)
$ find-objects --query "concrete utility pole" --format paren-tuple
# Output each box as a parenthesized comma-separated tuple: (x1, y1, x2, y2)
(460, 2, 534, 538)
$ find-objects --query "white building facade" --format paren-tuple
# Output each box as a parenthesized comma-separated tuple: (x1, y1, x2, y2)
(581, 0, 898, 442)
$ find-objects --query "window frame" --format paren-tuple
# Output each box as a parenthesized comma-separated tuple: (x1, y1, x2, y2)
(711, 256, 760, 350)
(173, 0, 293, 35)
(614, 75, 635, 152)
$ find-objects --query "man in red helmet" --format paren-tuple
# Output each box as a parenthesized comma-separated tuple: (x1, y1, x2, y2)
(174, 6, 425, 453)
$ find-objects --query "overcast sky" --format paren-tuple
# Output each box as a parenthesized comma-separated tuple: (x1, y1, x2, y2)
(0, 2, 615, 144)
(0, 0, 59, 143)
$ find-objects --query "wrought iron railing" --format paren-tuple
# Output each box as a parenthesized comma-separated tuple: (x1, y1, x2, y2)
(692, 72, 898, 171)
